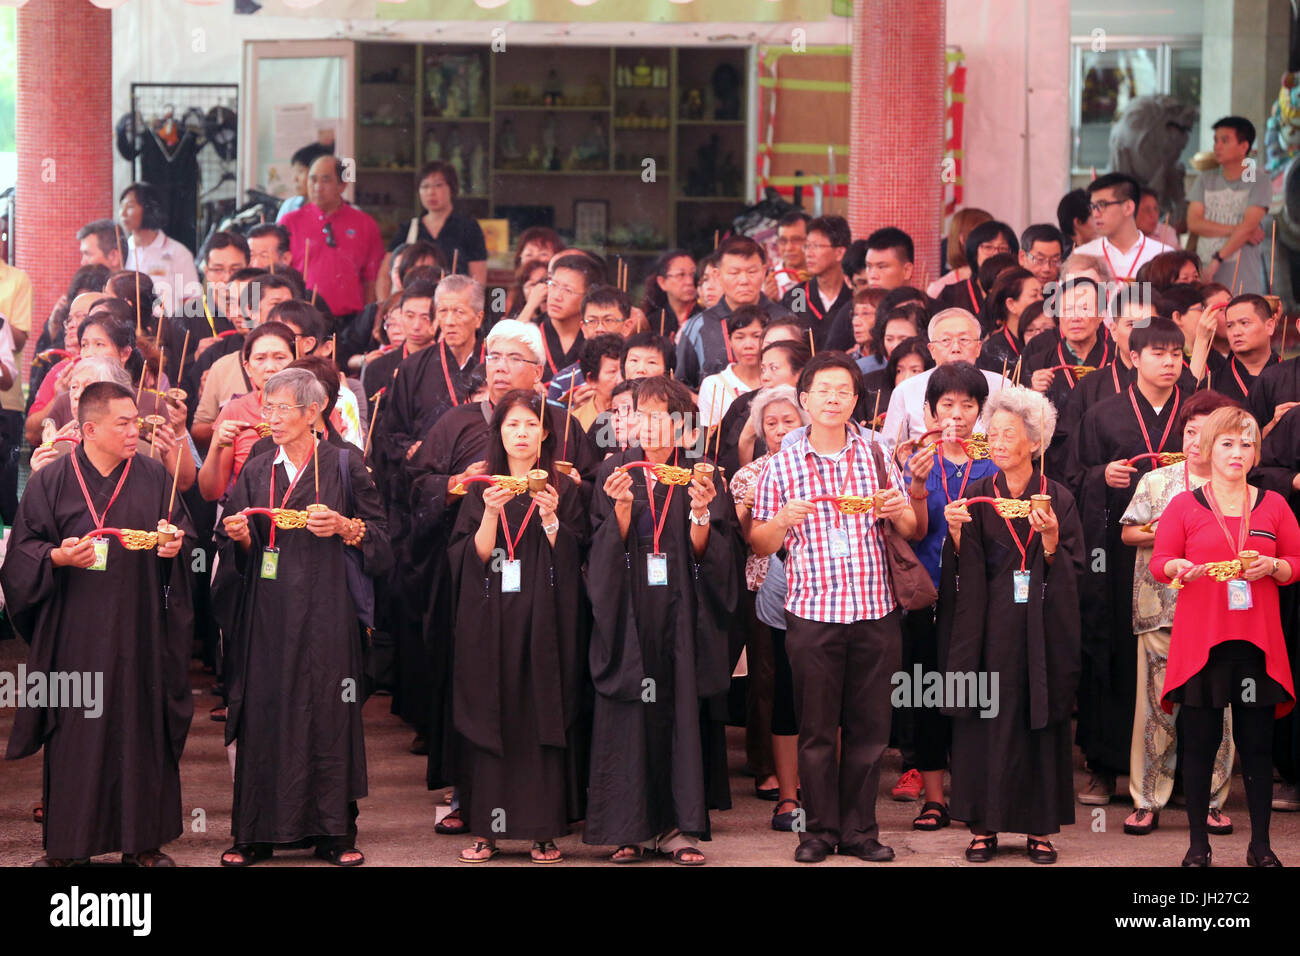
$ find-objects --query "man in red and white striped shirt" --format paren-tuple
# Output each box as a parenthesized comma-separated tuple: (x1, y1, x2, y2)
(752, 352, 918, 863)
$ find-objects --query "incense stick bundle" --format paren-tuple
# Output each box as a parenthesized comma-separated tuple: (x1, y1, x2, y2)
(363, 388, 384, 462)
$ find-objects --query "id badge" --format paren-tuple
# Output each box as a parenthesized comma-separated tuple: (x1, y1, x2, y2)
(829, 526, 851, 558)
(89, 536, 109, 572)
(647, 552, 668, 587)
(1227, 578, 1253, 611)
(1012, 570, 1030, 604)
(501, 559, 521, 593)
(260, 547, 279, 580)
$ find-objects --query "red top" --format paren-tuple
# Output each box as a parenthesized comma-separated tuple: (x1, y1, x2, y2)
(282, 202, 384, 315)
(1150, 488, 1300, 717)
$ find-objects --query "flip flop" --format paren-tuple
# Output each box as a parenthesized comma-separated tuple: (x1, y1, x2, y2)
(459, 840, 500, 864)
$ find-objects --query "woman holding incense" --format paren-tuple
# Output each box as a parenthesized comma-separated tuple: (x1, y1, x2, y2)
(451, 389, 589, 864)
(1151, 404, 1300, 867)
(214, 367, 391, 867)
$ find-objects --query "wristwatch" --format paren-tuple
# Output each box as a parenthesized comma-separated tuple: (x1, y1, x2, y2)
(689, 509, 711, 527)
(1273, 557, 1281, 576)
(541, 519, 560, 535)
(1212, 251, 1223, 263)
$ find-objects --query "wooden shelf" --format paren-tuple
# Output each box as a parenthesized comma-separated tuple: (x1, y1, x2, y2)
(676, 195, 746, 202)
(493, 104, 612, 112)
(424, 116, 491, 123)
(678, 119, 746, 127)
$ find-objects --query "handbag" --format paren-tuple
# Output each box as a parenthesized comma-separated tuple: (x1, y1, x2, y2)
(868, 441, 938, 611)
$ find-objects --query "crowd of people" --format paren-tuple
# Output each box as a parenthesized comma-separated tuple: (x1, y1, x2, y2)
(5, 116, 1300, 869)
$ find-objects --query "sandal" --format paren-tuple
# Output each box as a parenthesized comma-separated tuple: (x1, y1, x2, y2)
(610, 844, 648, 864)
(220, 843, 272, 867)
(32, 804, 43, 825)
(771, 798, 802, 832)
(122, 849, 175, 867)
(1026, 837, 1057, 864)
(459, 840, 500, 864)
(665, 846, 706, 866)
(209, 705, 227, 722)
(912, 801, 950, 831)
(530, 840, 563, 864)
(314, 845, 365, 866)
(434, 809, 468, 835)
(965, 834, 998, 863)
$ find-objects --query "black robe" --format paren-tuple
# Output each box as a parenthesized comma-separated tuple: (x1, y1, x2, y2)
(183, 334, 245, 421)
(540, 318, 584, 384)
(1248, 356, 1300, 428)
(450, 475, 590, 838)
(780, 278, 853, 352)
(406, 400, 599, 789)
(1211, 352, 1280, 406)
(1064, 383, 1184, 773)
(213, 439, 393, 845)
(3, 449, 195, 859)
(716, 390, 762, 483)
(359, 344, 407, 401)
(937, 470, 1083, 835)
(1021, 329, 1116, 425)
(583, 446, 738, 845)
(977, 325, 1023, 377)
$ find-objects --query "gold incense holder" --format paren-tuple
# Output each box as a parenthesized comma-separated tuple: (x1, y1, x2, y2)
(554, 460, 574, 476)
(166, 387, 188, 405)
(1030, 494, 1052, 513)
(155, 520, 180, 544)
(527, 469, 549, 495)
(693, 462, 715, 483)
(1238, 550, 1260, 571)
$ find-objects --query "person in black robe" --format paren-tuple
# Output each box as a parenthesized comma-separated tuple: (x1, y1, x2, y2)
(405, 320, 599, 832)
(938, 387, 1083, 861)
(1247, 342, 1300, 434)
(1021, 319, 1115, 427)
(449, 391, 589, 863)
(1063, 316, 1187, 805)
(584, 375, 738, 863)
(212, 368, 392, 866)
(3, 382, 194, 866)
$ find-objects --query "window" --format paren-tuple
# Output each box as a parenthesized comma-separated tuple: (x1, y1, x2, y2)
(1070, 37, 1201, 174)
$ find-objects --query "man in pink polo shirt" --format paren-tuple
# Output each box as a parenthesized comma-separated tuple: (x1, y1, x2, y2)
(282, 156, 384, 321)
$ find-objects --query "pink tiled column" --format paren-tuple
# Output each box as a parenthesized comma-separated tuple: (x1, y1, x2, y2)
(848, 0, 946, 287)
(16, 0, 114, 375)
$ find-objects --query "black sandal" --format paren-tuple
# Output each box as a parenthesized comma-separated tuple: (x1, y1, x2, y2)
(912, 801, 950, 831)
(459, 840, 500, 864)
(1026, 837, 1057, 864)
(610, 844, 647, 864)
(965, 834, 998, 863)
(434, 809, 468, 835)
(220, 843, 272, 867)
(314, 845, 365, 866)
(665, 846, 706, 866)
(530, 840, 563, 864)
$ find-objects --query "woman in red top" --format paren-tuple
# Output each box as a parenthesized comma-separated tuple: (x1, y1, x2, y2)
(1151, 405, 1300, 868)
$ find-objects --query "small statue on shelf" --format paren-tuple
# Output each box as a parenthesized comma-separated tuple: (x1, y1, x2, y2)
(542, 112, 559, 170)
(449, 143, 465, 185)
(445, 84, 464, 119)
(712, 63, 742, 120)
(427, 68, 444, 116)
(578, 114, 608, 165)
(633, 57, 653, 88)
(424, 130, 441, 163)
(682, 89, 705, 121)
(499, 118, 521, 161)
(718, 152, 743, 198)
(526, 145, 541, 170)
(469, 143, 486, 195)
(543, 67, 563, 106)
(467, 59, 485, 115)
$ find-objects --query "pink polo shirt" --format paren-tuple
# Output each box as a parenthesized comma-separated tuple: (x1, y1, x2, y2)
(281, 202, 384, 315)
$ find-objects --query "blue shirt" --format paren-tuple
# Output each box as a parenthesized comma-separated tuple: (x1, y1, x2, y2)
(911, 452, 999, 588)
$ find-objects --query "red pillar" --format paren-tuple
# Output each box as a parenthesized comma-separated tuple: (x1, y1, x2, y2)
(848, 0, 946, 288)
(16, 0, 114, 370)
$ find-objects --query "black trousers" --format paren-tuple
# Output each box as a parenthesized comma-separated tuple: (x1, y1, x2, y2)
(901, 605, 951, 772)
(1182, 703, 1275, 853)
(784, 608, 901, 848)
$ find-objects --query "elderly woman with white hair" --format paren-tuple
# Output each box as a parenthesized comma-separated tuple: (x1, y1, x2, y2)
(939, 386, 1084, 864)
(213, 367, 392, 867)
(406, 318, 601, 833)
(731, 384, 810, 830)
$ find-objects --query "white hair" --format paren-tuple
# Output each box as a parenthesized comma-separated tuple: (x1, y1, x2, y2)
(749, 384, 808, 437)
(927, 307, 981, 340)
(70, 356, 131, 389)
(263, 367, 328, 411)
(983, 385, 1057, 452)
(486, 319, 544, 365)
(434, 273, 485, 313)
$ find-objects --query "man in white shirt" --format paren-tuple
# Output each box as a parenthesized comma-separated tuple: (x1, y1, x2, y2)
(1072, 173, 1173, 283)
(120, 183, 199, 316)
(881, 308, 1007, 446)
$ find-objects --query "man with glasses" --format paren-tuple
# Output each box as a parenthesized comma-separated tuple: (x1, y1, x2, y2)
(1018, 224, 1066, 288)
(168, 232, 250, 377)
(751, 352, 917, 863)
(881, 308, 1009, 445)
(547, 285, 633, 404)
(1072, 173, 1172, 282)
(782, 215, 855, 352)
(282, 156, 384, 328)
(1021, 276, 1116, 424)
(677, 236, 794, 390)
(540, 254, 604, 384)
(765, 210, 810, 300)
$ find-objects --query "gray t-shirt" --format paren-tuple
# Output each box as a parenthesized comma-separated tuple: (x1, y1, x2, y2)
(1189, 169, 1272, 294)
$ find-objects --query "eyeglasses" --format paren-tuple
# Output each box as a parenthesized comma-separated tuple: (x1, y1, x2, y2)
(1089, 199, 1124, 214)
(776, 237, 805, 248)
(932, 336, 980, 349)
(485, 350, 539, 369)
(1026, 252, 1062, 268)
(546, 279, 582, 297)
(808, 387, 854, 401)
(582, 315, 627, 330)
(663, 271, 695, 281)
(804, 242, 835, 252)
(205, 264, 236, 278)
(322, 221, 337, 248)
(263, 403, 305, 418)
(977, 242, 1011, 256)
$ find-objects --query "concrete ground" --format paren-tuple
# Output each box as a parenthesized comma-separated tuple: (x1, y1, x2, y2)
(1, 638, 1297, 868)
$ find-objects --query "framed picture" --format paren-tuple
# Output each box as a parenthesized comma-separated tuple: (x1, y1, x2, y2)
(573, 199, 609, 246)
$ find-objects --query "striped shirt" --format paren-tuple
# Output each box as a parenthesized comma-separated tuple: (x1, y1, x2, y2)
(753, 428, 905, 623)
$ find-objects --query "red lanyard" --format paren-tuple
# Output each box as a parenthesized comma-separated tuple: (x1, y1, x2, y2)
(69, 452, 133, 529)
(1101, 234, 1145, 281)
(498, 496, 540, 562)
(1203, 482, 1251, 557)
(440, 340, 460, 407)
(643, 449, 679, 553)
(1002, 325, 1020, 356)
(807, 442, 857, 527)
(267, 440, 316, 549)
(1229, 357, 1249, 399)
(721, 318, 735, 363)
(1058, 338, 1109, 388)
(965, 278, 979, 312)
(1111, 359, 1122, 394)
(1127, 384, 1179, 454)
(541, 324, 560, 376)
(803, 281, 825, 321)
(997, 472, 1045, 572)
(938, 452, 974, 505)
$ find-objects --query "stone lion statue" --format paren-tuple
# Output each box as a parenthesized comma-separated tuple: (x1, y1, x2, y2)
(1108, 94, 1199, 221)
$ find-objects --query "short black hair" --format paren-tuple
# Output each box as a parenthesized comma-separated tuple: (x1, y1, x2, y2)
(798, 350, 865, 399)
(77, 381, 135, 427)
(551, 252, 605, 291)
(885, 335, 935, 381)
(582, 284, 631, 319)
(965, 220, 1019, 272)
(1227, 293, 1273, 324)
(418, 160, 460, 199)
(1154, 283, 1203, 319)
(290, 142, 334, 169)
(67, 264, 111, 302)
(1057, 188, 1092, 240)
(865, 227, 914, 264)
(230, 267, 265, 285)
(77, 219, 127, 260)
(761, 339, 811, 375)
(871, 303, 925, 361)
(119, 183, 164, 231)
(579, 333, 626, 379)
(878, 285, 930, 316)
(257, 271, 304, 300)
(717, 235, 767, 265)
(396, 240, 448, 279)
(777, 211, 811, 229)
(267, 300, 324, 346)
(399, 278, 438, 310)
(201, 230, 251, 265)
(631, 374, 696, 419)
(841, 239, 869, 277)
(242, 321, 297, 362)
(1020, 223, 1065, 254)
(1128, 315, 1183, 355)
(924, 361, 989, 417)
(1088, 172, 1140, 205)
(808, 215, 851, 249)
(1212, 115, 1257, 150)
(247, 223, 291, 254)
(726, 303, 767, 335)
(977, 252, 1020, 297)
(621, 332, 675, 375)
